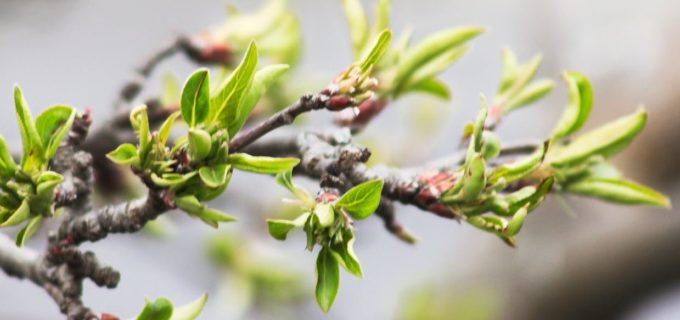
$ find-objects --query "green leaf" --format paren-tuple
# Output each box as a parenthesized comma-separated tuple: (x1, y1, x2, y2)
(400, 46, 467, 95)
(211, 42, 259, 130)
(330, 230, 363, 277)
(15, 216, 43, 247)
(136, 297, 173, 320)
(403, 77, 451, 100)
(498, 48, 519, 94)
(314, 203, 335, 228)
(267, 212, 310, 241)
(198, 164, 231, 188)
(565, 178, 671, 208)
(551, 71, 594, 140)
(275, 170, 315, 208)
(341, 0, 370, 58)
(161, 72, 181, 107)
(35, 105, 76, 160)
(371, 0, 391, 37)
(35, 171, 64, 202)
(335, 179, 383, 219)
(495, 54, 543, 106)
(187, 128, 212, 162)
(358, 29, 392, 72)
(1, 199, 30, 227)
(504, 206, 528, 237)
(170, 293, 208, 320)
(150, 172, 197, 188)
(393, 27, 484, 94)
(315, 246, 340, 313)
(181, 68, 210, 127)
(158, 111, 181, 146)
(548, 108, 647, 167)
(504, 79, 554, 112)
(229, 153, 299, 174)
(130, 105, 151, 164)
(106, 143, 139, 165)
(0, 135, 17, 175)
(231, 64, 290, 136)
(13, 85, 43, 170)
(489, 141, 550, 184)
(175, 195, 237, 228)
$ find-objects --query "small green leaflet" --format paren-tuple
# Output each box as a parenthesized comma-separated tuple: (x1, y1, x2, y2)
(135, 293, 208, 320)
(34, 105, 76, 160)
(392, 27, 484, 94)
(267, 212, 310, 241)
(107, 143, 138, 165)
(211, 41, 258, 130)
(180, 68, 210, 127)
(198, 164, 231, 188)
(229, 153, 299, 174)
(315, 246, 340, 313)
(13, 85, 43, 171)
(548, 108, 647, 167)
(358, 29, 392, 72)
(551, 71, 594, 140)
(335, 179, 383, 219)
(341, 0, 369, 58)
(565, 178, 670, 208)
(230, 64, 290, 136)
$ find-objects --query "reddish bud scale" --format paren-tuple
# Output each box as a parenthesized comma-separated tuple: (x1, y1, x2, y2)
(317, 191, 339, 203)
(100, 313, 120, 320)
(326, 96, 354, 111)
(414, 171, 460, 219)
(334, 98, 388, 128)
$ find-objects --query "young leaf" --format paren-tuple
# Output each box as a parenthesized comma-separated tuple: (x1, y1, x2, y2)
(231, 64, 290, 136)
(496, 54, 543, 106)
(267, 212, 310, 241)
(150, 172, 197, 188)
(15, 216, 43, 247)
(0, 135, 17, 175)
(181, 68, 210, 127)
(335, 179, 383, 219)
(341, 0, 370, 58)
(130, 105, 151, 163)
(551, 71, 594, 140)
(188, 128, 212, 162)
(358, 29, 392, 72)
(371, 0, 391, 37)
(314, 203, 335, 228)
(136, 297, 173, 320)
(504, 206, 528, 237)
(548, 108, 647, 167)
(565, 178, 671, 208)
(198, 164, 231, 188)
(161, 73, 181, 107)
(211, 42, 258, 130)
(315, 247, 340, 313)
(276, 170, 315, 208)
(400, 46, 467, 95)
(498, 48, 519, 94)
(330, 230, 363, 277)
(14, 85, 43, 169)
(504, 79, 554, 112)
(170, 293, 208, 320)
(393, 27, 484, 94)
(106, 143, 139, 165)
(158, 111, 181, 146)
(1, 199, 30, 227)
(489, 141, 549, 184)
(229, 153, 299, 174)
(175, 195, 237, 227)
(35, 105, 76, 159)
(403, 77, 451, 100)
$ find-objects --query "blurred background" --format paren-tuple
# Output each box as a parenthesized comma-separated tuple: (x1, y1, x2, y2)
(1, 0, 679, 319)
